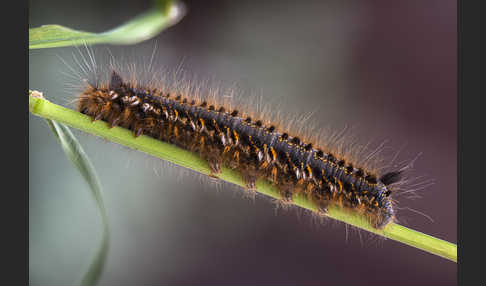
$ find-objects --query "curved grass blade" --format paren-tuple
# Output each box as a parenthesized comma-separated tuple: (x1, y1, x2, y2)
(29, 0, 185, 49)
(31, 90, 110, 285)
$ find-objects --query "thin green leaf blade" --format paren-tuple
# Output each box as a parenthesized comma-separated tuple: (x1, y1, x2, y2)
(29, 0, 185, 49)
(44, 118, 110, 286)
(44, 119, 106, 212)
(29, 25, 96, 49)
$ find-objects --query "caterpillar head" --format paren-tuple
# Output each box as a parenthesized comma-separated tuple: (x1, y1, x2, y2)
(380, 170, 403, 186)
(109, 70, 125, 92)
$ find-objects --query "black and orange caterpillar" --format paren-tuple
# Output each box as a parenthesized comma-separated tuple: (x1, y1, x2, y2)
(78, 71, 403, 229)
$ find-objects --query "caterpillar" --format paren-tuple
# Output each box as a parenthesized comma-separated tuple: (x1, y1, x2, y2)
(77, 69, 405, 229)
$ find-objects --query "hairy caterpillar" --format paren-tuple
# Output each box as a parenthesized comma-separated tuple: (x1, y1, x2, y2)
(76, 61, 408, 229)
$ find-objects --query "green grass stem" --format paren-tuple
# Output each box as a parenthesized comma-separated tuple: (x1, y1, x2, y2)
(29, 93, 457, 263)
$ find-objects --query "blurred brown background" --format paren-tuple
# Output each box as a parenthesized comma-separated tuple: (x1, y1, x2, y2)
(29, 0, 457, 285)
